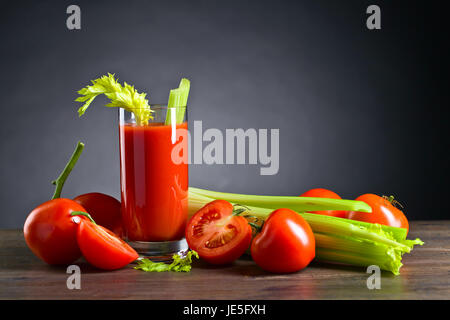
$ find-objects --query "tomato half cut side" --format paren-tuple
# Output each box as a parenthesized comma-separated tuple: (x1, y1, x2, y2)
(75, 218, 138, 270)
(185, 200, 252, 265)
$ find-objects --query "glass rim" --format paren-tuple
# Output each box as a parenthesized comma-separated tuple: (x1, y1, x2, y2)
(118, 105, 187, 111)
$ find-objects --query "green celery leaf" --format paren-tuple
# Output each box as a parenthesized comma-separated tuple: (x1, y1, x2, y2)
(134, 259, 170, 272)
(134, 250, 199, 273)
(168, 250, 199, 272)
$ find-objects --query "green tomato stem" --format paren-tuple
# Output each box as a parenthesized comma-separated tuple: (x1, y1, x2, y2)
(51, 141, 85, 200)
(70, 211, 97, 224)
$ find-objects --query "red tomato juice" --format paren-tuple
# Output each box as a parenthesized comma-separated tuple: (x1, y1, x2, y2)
(119, 122, 188, 241)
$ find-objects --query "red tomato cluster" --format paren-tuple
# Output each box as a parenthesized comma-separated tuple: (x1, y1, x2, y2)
(24, 193, 137, 270)
(23, 142, 138, 270)
(300, 188, 409, 234)
(185, 200, 316, 273)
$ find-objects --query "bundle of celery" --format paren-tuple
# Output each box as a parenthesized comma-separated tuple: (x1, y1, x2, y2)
(189, 187, 423, 275)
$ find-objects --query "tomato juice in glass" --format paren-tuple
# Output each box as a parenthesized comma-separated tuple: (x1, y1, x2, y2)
(118, 106, 188, 258)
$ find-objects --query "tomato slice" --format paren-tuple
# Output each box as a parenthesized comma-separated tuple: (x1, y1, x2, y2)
(185, 200, 252, 265)
(74, 217, 138, 270)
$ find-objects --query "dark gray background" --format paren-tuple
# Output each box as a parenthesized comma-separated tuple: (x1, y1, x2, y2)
(0, 0, 447, 228)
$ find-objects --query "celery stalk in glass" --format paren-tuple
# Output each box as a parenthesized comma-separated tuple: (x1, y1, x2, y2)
(165, 78, 190, 125)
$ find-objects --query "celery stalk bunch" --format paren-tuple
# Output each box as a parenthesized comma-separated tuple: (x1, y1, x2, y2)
(188, 187, 423, 275)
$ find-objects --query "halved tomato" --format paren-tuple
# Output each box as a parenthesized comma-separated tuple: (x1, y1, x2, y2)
(185, 200, 252, 265)
(72, 213, 138, 270)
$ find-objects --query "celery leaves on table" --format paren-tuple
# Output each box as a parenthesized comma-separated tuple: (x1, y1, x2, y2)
(134, 250, 199, 273)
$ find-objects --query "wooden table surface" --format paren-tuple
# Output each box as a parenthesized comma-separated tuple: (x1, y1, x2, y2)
(1, 221, 449, 300)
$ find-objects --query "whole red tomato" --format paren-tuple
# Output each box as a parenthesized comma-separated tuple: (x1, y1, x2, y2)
(23, 198, 88, 265)
(251, 208, 315, 273)
(347, 194, 409, 234)
(73, 215, 138, 270)
(185, 200, 252, 265)
(73, 192, 123, 236)
(300, 188, 347, 218)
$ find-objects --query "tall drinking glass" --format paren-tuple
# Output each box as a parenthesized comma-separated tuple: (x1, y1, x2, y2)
(119, 105, 188, 260)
